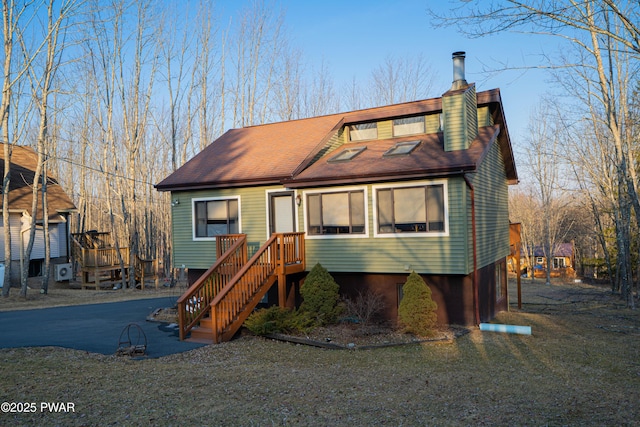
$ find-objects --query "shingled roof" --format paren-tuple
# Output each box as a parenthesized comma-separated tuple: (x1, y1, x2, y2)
(0, 145, 76, 221)
(156, 88, 517, 191)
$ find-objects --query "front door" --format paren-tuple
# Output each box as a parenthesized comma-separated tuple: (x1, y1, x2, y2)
(269, 191, 296, 235)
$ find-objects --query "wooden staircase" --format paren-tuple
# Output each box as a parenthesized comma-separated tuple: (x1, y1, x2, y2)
(177, 233, 305, 344)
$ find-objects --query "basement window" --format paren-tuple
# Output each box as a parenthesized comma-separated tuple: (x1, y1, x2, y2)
(383, 140, 420, 157)
(328, 146, 366, 162)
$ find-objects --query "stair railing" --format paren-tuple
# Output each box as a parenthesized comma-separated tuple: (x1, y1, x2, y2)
(177, 234, 247, 341)
(209, 232, 305, 343)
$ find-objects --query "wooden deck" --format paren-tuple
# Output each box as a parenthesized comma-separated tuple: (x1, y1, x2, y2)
(71, 232, 159, 289)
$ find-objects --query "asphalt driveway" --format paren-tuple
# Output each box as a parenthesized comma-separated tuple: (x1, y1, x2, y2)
(0, 297, 205, 358)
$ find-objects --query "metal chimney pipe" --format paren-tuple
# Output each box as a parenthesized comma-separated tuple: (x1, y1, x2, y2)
(452, 51, 467, 90)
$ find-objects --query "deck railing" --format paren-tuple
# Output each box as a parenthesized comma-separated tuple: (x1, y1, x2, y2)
(177, 235, 248, 341)
(71, 233, 130, 268)
(209, 232, 305, 343)
(176, 232, 305, 343)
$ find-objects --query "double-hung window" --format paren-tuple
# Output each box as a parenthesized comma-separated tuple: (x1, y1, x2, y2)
(306, 189, 366, 236)
(375, 182, 446, 235)
(193, 198, 239, 238)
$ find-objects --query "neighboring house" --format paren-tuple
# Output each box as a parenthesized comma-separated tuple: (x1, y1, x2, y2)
(0, 145, 76, 284)
(156, 52, 518, 341)
(524, 243, 576, 278)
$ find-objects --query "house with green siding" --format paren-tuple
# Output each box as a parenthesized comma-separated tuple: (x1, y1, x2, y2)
(156, 52, 518, 339)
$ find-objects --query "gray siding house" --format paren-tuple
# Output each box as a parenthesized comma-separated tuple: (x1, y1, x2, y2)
(0, 145, 76, 284)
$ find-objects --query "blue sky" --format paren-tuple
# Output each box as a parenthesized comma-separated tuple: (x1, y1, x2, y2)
(217, 0, 560, 152)
(284, 1, 557, 143)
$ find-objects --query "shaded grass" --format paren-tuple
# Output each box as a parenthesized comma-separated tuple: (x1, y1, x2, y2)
(0, 279, 639, 426)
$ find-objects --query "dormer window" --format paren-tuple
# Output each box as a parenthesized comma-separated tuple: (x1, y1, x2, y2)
(393, 116, 425, 137)
(384, 140, 420, 157)
(349, 123, 377, 141)
(329, 146, 366, 162)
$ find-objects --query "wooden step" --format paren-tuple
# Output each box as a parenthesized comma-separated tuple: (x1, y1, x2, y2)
(187, 325, 214, 344)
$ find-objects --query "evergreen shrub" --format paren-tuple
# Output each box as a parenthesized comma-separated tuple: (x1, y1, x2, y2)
(299, 263, 343, 326)
(398, 271, 438, 336)
(244, 306, 296, 335)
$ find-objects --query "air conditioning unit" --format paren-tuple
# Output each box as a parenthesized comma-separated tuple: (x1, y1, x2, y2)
(55, 263, 72, 281)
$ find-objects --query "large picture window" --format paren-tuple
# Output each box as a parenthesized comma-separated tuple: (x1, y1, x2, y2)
(376, 183, 446, 235)
(307, 190, 366, 236)
(193, 198, 239, 238)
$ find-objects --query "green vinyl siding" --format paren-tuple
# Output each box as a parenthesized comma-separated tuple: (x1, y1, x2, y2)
(425, 114, 441, 133)
(477, 106, 493, 127)
(300, 179, 471, 275)
(377, 120, 393, 139)
(443, 94, 466, 151)
(470, 140, 510, 268)
(464, 87, 479, 147)
(170, 185, 282, 269)
(310, 128, 345, 162)
(443, 86, 478, 151)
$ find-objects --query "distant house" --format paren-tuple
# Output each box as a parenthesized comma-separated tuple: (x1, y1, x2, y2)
(528, 243, 576, 278)
(0, 145, 76, 283)
(156, 52, 519, 342)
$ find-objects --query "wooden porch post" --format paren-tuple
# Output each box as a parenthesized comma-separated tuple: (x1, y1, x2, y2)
(278, 274, 286, 308)
(277, 233, 286, 307)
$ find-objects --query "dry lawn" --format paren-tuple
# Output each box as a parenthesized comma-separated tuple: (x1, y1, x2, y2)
(1, 278, 639, 426)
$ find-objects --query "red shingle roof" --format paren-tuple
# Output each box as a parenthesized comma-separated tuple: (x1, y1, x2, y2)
(156, 89, 517, 190)
(284, 126, 500, 188)
(156, 113, 344, 190)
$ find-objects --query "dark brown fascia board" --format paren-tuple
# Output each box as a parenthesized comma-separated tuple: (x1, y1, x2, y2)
(476, 88, 501, 104)
(289, 117, 348, 178)
(283, 166, 477, 189)
(476, 89, 518, 184)
(155, 178, 284, 192)
(342, 98, 443, 124)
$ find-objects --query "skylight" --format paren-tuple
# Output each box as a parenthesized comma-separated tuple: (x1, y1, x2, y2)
(328, 146, 366, 162)
(383, 140, 421, 157)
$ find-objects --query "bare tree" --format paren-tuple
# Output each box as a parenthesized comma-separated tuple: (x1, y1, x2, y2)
(435, 0, 638, 306)
(367, 54, 437, 106)
(18, 0, 78, 296)
(524, 105, 575, 285)
(300, 60, 339, 118)
(0, 0, 26, 296)
(508, 188, 542, 279)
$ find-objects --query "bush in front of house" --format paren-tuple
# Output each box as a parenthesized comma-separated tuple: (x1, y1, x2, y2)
(343, 288, 386, 326)
(398, 271, 438, 337)
(244, 306, 302, 335)
(299, 263, 343, 326)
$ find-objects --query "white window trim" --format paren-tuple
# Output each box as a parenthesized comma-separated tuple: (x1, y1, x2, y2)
(192, 196, 242, 241)
(303, 186, 369, 240)
(265, 189, 298, 240)
(372, 180, 449, 238)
